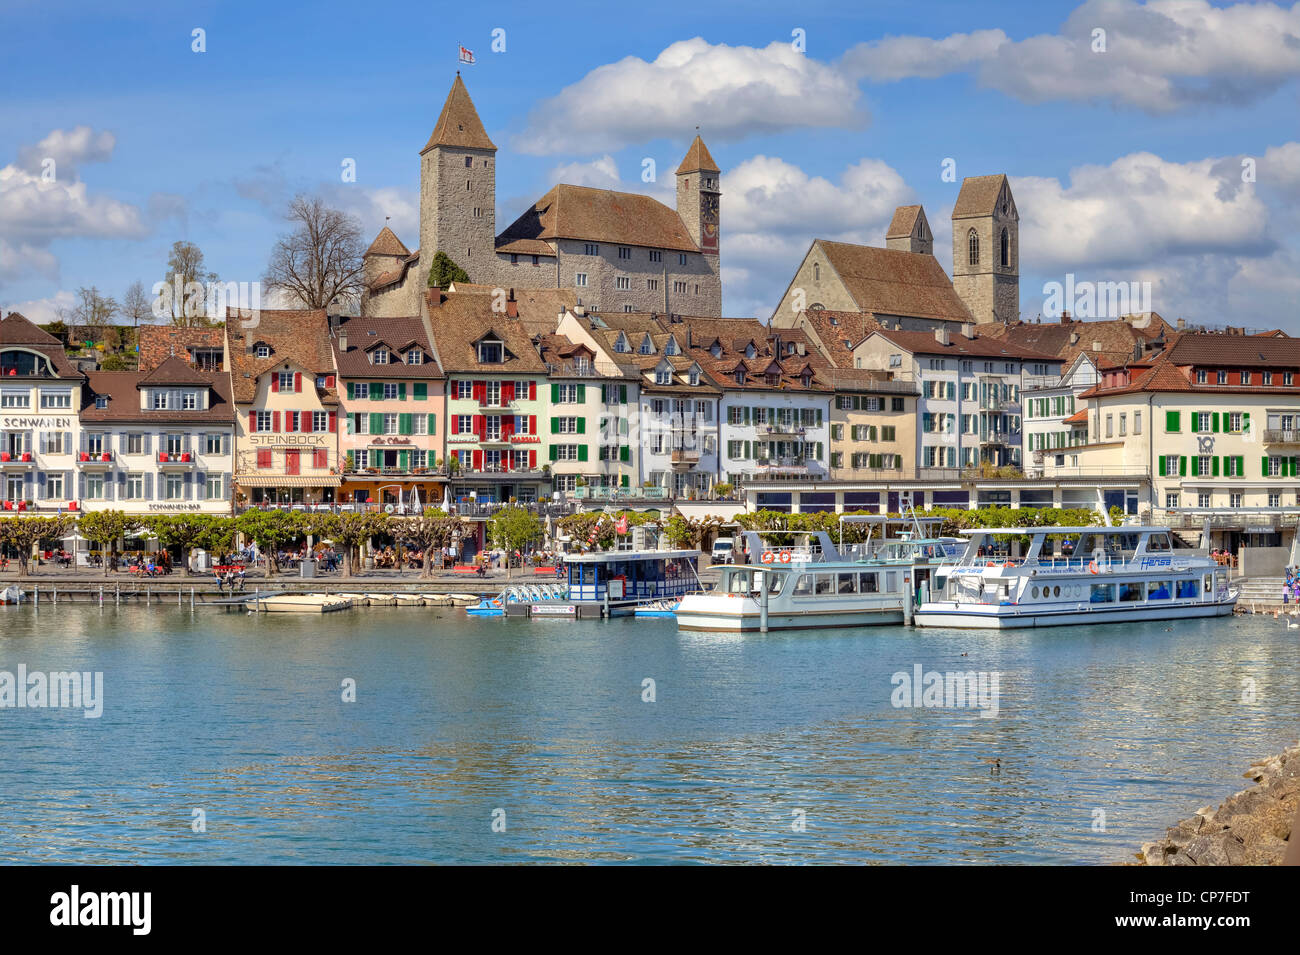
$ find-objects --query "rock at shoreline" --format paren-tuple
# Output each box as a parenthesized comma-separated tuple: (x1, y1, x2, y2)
(1134, 741, 1299, 865)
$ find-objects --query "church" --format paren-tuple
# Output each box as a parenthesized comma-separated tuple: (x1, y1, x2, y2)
(363, 76, 723, 318)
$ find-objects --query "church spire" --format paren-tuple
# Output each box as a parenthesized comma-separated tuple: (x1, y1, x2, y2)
(676, 134, 719, 175)
(421, 75, 496, 154)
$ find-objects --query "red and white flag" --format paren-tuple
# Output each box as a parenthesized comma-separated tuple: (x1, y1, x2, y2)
(458, 45, 475, 64)
(615, 516, 628, 535)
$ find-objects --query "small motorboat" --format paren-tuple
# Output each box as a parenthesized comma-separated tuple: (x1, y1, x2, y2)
(634, 598, 680, 618)
(364, 593, 397, 606)
(421, 594, 454, 607)
(393, 593, 424, 607)
(466, 596, 507, 616)
(446, 593, 480, 606)
(0, 585, 24, 605)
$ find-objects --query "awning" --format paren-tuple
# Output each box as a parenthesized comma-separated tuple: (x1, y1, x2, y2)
(234, 475, 342, 488)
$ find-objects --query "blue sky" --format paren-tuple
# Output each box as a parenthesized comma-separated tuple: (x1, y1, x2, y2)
(2, 0, 1298, 327)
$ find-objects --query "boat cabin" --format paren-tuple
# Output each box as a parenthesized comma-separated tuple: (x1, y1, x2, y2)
(564, 550, 700, 603)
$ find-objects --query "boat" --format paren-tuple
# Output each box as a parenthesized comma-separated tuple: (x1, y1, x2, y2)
(393, 593, 424, 606)
(634, 598, 680, 618)
(446, 593, 480, 606)
(466, 596, 506, 616)
(1, 585, 23, 605)
(421, 593, 454, 607)
(914, 525, 1238, 629)
(561, 547, 700, 617)
(254, 593, 353, 613)
(676, 531, 910, 632)
(364, 593, 397, 606)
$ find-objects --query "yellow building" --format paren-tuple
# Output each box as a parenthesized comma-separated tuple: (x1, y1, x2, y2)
(825, 370, 918, 479)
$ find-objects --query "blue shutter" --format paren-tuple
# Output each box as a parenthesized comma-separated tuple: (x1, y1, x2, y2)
(144, 472, 153, 500)
(36, 471, 47, 499)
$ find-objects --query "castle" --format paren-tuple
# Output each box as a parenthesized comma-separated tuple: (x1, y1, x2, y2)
(363, 76, 723, 319)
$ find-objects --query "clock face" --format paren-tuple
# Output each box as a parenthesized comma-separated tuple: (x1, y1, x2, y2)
(702, 195, 719, 219)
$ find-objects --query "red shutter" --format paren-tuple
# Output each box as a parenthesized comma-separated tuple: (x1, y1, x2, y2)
(328, 411, 337, 433)
(503, 416, 515, 439)
(285, 412, 295, 433)
(476, 380, 487, 407)
(529, 381, 536, 401)
(271, 374, 279, 393)
(529, 450, 536, 469)
(314, 449, 327, 469)
(503, 381, 515, 403)
(473, 415, 485, 440)
(326, 375, 335, 389)
(472, 450, 483, 471)
(272, 411, 281, 432)
(294, 372, 302, 393)
(529, 415, 537, 435)
(249, 411, 258, 433)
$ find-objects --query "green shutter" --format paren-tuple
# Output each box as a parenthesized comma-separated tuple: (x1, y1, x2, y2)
(550, 417, 559, 434)
(601, 384, 608, 403)
(620, 445, 629, 462)
(346, 414, 355, 435)
(398, 383, 407, 401)
(1166, 411, 1180, 432)
(1263, 456, 1270, 476)
(414, 383, 427, 400)
(620, 384, 627, 403)
(577, 445, 588, 462)
(1179, 455, 1187, 477)
(398, 450, 409, 471)
(1242, 413, 1250, 433)
(576, 384, 585, 402)
(369, 382, 382, 401)
(576, 418, 585, 434)
(1237, 456, 1244, 478)
(1158, 456, 1167, 476)
(428, 414, 436, 435)
(621, 474, 629, 488)
(551, 383, 559, 403)
(1212, 456, 1220, 477)
(399, 413, 412, 435)
(370, 413, 383, 435)
(548, 445, 558, 462)
(1212, 412, 1219, 433)
(816, 409, 823, 426)
(743, 440, 750, 459)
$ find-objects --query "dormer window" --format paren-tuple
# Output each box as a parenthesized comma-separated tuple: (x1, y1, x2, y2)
(665, 338, 679, 356)
(766, 373, 780, 386)
(734, 370, 746, 385)
(655, 369, 672, 386)
(477, 340, 503, 364)
(95, 395, 108, 409)
(406, 349, 423, 365)
(614, 333, 629, 354)
(152, 391, 169, 410)
(744, 344, 756, 359)
(688, 368, 699, 386)
(639, 335, 653, 355)
(255, 344, 270, 358)
(372, 347, 389, 365)
(802, 374, 812, 388)
(710, 343, 722, 358)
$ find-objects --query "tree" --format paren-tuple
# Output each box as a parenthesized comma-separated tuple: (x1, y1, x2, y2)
(427, 250, 469, 288)
(0, 516, 75, 577)
(392, 509, 467, 579)
(147, 514, 231, 576)
(121, 280, 153, 329)
(99, 353, 130, 371)
(77, 510, 139, 576)
(263, 195, 366, 311)
(234, 510, 304, 577)
(310, 512, 389, 578)
(486, 505, 543, 576)
(662, 514, 724, 550)
(59, 286, 118, 342)
(164, 241, 218, 326)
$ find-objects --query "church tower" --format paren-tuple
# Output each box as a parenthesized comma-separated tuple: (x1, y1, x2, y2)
(676, 135, 721, 256)
(419, 75, 498, 286)
(951, 174, 1019, 324)
(885, 205, 933, 255)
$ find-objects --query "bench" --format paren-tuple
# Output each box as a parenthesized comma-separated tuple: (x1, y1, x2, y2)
(213, 565, 244, 574)
(452, 564, 486, 576)
(532, 566, 557, 575)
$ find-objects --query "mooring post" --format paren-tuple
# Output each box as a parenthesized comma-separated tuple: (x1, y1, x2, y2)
(98, 586, 103, 607)
(190, 587, 195, 611)
(759, 568, 769, 634)
(53, 586, 57, 605)
(178, 588, 181, 607)
(115, 585, 120, 605)
(34, 586, 39, 609)
(146, 588, 150, 607)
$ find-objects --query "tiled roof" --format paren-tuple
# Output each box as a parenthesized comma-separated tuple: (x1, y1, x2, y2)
(496, 184, 699, 253)
(0, 311, 84, 379)
(984, 315, 1173, 368)
(425, 290, 547, 374)
(682, 318, 833, 393)
(421, 75, 496, 153)
(952, 174, 1009, 219)
(885, 205, 922, 239)
(139, 355, 213, 386)
(332, 315, 443, 379)
(1063, 409, 1089, 424)
(137, 325, 224, 373)
(365, 226, 410, 258)
(81, 369, 234, 424)
(1163, 333, 1300, 366)
(793, 309, 882, 367)
(676, 135, 720, 174)
(816, 240, 974, 322)
(226, 308, 339, 404)
(869, 327, 1058, 361)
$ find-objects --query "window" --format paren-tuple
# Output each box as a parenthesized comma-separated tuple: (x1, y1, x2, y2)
(649, 250, 662, 262)
(1240, 371, 1250, 385)
(646, 279, 659, 291)
(1263, 371, 1273, 385)
(557, 384, 579, 403)
(1217, 370, 1227, 384)
(456, 380, 473, 400)
(206, 474, 223, 499)
(383, 414, 398, 435)
(152, 391, 169, 410)
(575, 273, 588, 288)
(655, 369, 672, 386)
(1134, 411, 1141, 434)
(477, 341, 503, 363)
(554, 445, 579, 461)
(556, 417, 580, 434)
(673, 281, 687, 294)
(165, 473, 183, 500)
(1230, 492, 1244, 508)
(1228, 412, 1243, 433)
(126, 434, 143, 455)
(1119, 413, 1126, 436)
(256, 411, 272, 432)
(1105, 415, 1113, 438)
(1269, 492, 1281, 508)
(456, 415, 473, 434)
(40, 390, 71, 409)
(50, 432, 70, 454)
(383, 383, 399, 400)
(125, 474, 143, 500)
(464, 156, 473, 168)
(313, 411, 328, 432)
(967, 229, 979, 265)
(372, 348, 389, 365)
(1196, 369, 1207, 384)
(166, 434, 183, 455)
(618, 246, 630, 259)
(406, 349, 423, 365)
(0, 391, 28, 409)
(182, 391, 198, 410)
(95, 395, 108, 409)
(85, 473, 104, 500)
(1166, 492, 1179, 508)
(616, 276, 630, 290)
(1196, 455, 1211, 476)
(46, 472, 63, 499)
(1000, 228, 1010, 268)
(1198, 492, 1212, 508)
(205, 433, 223, 455)
(584, 244, 599, 256)
(1287, 372, 1295, 386)
(678, 253, 687, 266)
(255, 344, 270, 358)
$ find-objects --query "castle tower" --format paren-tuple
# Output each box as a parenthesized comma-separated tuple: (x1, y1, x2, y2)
(419, 74, 497, 285)
(951, 174, 1019, 324)
(885, 205, 933, 255)
(362, 225, 410, 288)
(676, 135, 721, 256)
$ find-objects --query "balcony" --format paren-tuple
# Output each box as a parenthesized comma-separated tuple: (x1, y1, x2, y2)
(0, 451, 34, 468)
(1264, 429, 1300, 445)
(757, 423, 807, 437)
(573, 485, 670, 502)
(453, 464, 547, 479)
(346, 465, 447, 479)
(157, 451, 195, 468)
(78, 451, 114, 468)
(670, 449, 701, 469)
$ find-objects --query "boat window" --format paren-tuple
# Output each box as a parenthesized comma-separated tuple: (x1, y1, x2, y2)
(1203, 574, 1213, 594)
(766, 573, 786, 596)
(1031, 586, 1039, 598)
(1147, 580, 1171, 600)
(1148, 534, 1170, 551)
(838, 573, 857, 594)
(1176, 579, 1199, 599)
(1051, 585, 1061, 598)
(859, 572, 878, 593)
(815, 575, 835, 595)
(1119, 582, 1144, 602)
(1090, 583, 1115, 603)
(793, 575, 813, 596)
(727, 571, 751, 593)
(887, 572, 899, 593)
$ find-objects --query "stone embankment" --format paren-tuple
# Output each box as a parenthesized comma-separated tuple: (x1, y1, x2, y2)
(1135, 741, 1299, 865)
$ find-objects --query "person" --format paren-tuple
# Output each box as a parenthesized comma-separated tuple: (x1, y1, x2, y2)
(215, 570, 226, 595)
(235, 567, 246, 593)
(1285, 579, 1290, 605)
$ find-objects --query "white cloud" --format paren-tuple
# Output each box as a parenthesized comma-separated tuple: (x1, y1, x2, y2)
(15, 126, 116, 178)
(843, 0, 1300, 111)
(515, 37, 866, 154)
(0, 289, 75, 325)
(547, 155, 621, 189)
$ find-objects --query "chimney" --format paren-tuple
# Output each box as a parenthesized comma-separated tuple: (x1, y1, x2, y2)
(506, 300, 519, 319)
(1092, 341, 1102, 352)
(1176, 317, 1186, 330)
(961, 322, 976, 339)
(1059, 310, 1072, 325)
(338, 329, 348, 353)
(573, 304, 586, 317)
(797, 342, 806, 356)
(1069, 332, 1080, 345)
(935, 327, 950, 346)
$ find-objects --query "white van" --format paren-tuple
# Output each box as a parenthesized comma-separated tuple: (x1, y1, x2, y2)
(711, 538, 737, 564)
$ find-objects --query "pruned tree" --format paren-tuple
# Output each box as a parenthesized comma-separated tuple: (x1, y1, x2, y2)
(312, 512, 389, 578)
(77, 510, 139, 576)
(392, 509, 468, 579)
(263, 195, 366, 311)
(234, 509, 304, 577)
(146, 514, 232, 576)
(0, 515, 76, 577)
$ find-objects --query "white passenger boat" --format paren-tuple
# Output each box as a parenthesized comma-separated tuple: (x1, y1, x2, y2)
(914, 525, 1238, 629)
(677, 531, 911, 632)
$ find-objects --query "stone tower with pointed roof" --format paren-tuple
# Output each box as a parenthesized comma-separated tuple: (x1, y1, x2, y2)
(362, 225, 411, 297)
(885, 205, 933, 256)
(676, 135, 721, 255)
(419, 74, 498, 288)
(951, 174, 1019, 324)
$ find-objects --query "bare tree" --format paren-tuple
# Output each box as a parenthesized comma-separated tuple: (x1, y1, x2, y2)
(263, 195, 365, 311)
(163, 241, 218, 326)
(57, 286, 118, 341)
(121, 280, 153, 329)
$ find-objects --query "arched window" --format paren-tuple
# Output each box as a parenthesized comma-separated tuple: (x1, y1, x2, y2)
(1000, 228, 1010, 268)
(968, 230, 979, 266)
(813, 262, 820, 281)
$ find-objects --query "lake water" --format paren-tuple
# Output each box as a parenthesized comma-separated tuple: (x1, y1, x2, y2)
(0, 604, 1295, 864)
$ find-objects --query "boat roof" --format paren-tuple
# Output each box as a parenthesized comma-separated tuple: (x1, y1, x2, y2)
(564, 549, 699, 563)
(958, 526, 1171, 535)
